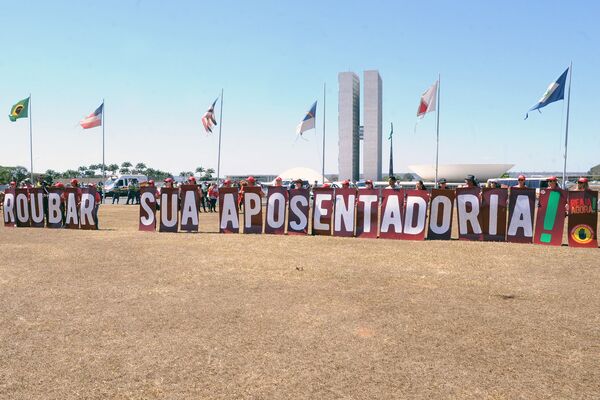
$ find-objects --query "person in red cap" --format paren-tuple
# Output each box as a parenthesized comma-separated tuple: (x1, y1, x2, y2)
(88, 183, 102, 228)
(208, 183, 218, 212)
(292, 178, 303, 190)
(246, 176, 257, 187)
(547, 176, 559, 190)
(364, 179, 374, 190)
(163, 177, 174, 188)
(574, 177, 589, 191)
(69, 178, 83, 207)
(148, 179, 155, 187)
(9, 181, 16, 188)
(322, 183, 331, 189)
(341, 180, 350, 189)
(221, 179, 231, 188)
(514, 175, 527, 188)
(274, 177, 283, 187)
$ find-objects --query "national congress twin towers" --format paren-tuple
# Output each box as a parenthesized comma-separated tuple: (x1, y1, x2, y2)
(338, 70, 382, 182)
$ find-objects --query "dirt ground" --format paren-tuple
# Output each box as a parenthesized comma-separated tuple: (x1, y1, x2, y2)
(1, 205, 599, 399)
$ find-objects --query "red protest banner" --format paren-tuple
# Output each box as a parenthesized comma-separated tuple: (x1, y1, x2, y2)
(218, 187, 239, 234)
(265, 186, 288, 235)
(242, 186, 263, 234)
(481, 188, 508, 242)
(47, 188, 64, 228)
(399, 189, 429, 241)
(179, 184, 200, 232)
(534, 189, 567, 246)
(379, 189, 404, 240)
(356, 189, 379, 239)
(159, 187, 179, 233)
(312, 188, 334, 236)
(427, 189, 454, 240)
(333, 188, 357, 237)
(15, 188, 31, 227)
(287, 188, 309, 235)
(567, 190, 598, 248)
(3, 188, 16, 227)
(139, 187, 157, 232)
(29, 188, 45, 228)
(456, 187, 483, 241)
(507, 188, 536, 244)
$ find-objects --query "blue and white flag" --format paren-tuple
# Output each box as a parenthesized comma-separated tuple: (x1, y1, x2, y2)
(525, 68, 569, 119)
(296, 101, 317, 135)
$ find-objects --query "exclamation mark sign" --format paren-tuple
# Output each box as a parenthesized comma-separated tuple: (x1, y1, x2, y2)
(540, 191, 560, 243)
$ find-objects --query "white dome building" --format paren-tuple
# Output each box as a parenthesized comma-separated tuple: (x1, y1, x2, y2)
(408, 163, 514, 182)
(273, 167, 329, 185)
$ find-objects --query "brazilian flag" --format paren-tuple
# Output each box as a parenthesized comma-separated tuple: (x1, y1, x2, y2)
(9, 97, 30, 122)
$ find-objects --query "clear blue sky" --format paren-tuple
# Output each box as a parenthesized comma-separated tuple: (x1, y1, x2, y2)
(1, 0, 598, 176)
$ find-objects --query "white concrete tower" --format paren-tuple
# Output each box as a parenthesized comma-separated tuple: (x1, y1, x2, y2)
(363, 70, 382, 181)
(338, 72, 360, 181)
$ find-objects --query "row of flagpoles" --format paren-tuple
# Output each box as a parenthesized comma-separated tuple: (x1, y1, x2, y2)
(7, 66, 573, 187)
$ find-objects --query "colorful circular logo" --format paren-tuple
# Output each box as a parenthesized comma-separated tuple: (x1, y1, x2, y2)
(570, 224, 594, 244)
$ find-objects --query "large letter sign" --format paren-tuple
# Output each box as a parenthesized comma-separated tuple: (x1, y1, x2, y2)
(265, 186, 287, 235)
(160, 187, 179, 233)
(356, 188, 379, 238)
(64, 187, 80, 229)
(139, 187, 157, 231)
(567, 190, 598, 248)
(47, 188, 64, 228)
(507, 188, 535, 244)
(243, 186, 263, 234)
(29, 188, 45, 228)
(312, 188, 334, 236)
(481, 188, 507, 242)
(15, 188, 30, 227)
(333, 188, 356, 237)
(180, 185, 199, 232)
(456, 188, 482, 241)
(379, 189, 404, 239)
(80, 187, 97, 230)
(427, 189, 454, 240)
(219, 187, 239, 234)
(534, 189, 567, 246)
(287, 188, 309, 235)
(400, 190, 429, 240)
(3, 188, 16, 227)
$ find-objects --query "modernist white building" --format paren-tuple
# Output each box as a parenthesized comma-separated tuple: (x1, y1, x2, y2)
(363, 70, 383, 181)
(338, 70, 382, 181)
(338, 72, 360, 181)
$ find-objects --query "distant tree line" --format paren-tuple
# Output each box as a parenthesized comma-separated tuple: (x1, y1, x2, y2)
(0, 162, 216, 184)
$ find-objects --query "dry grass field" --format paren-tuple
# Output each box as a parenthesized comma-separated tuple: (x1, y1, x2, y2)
(1, 204, 599, 399)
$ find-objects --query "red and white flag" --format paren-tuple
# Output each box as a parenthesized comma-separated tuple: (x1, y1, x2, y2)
(80, 103, 103, 129)
(202, 98, 218, 134)
(417, 80, 438, 118)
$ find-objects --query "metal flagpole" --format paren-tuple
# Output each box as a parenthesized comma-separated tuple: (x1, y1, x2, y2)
(216, 88, 224, 185)
(562, 63, 572, 189)
(29, 94, 33, 182)
(435, 74, 441, 186)
(322, 83, 326, 184)
(102, 99, 106, 178)
(388, 123, 394, 177)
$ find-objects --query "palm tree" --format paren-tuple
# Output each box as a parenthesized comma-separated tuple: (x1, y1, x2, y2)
(108, 164, 119, 175)
(195, 166, 205, 174)
(205, 168, 215, 179)
(135, 162, 147, 172)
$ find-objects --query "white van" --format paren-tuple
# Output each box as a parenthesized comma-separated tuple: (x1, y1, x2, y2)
(103, 174, 148, 196)
(487, 177, 552, 194)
